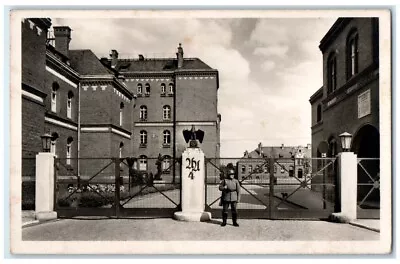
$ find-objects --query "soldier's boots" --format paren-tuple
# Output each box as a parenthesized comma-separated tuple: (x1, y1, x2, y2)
(232, 213, 239, 227)
(221, 213, 228, 227)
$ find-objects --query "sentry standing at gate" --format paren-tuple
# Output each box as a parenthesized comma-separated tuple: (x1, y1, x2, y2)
(219, 169, 241, 227)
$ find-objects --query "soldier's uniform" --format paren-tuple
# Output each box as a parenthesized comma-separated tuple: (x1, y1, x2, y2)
(219, 169, 241, 226)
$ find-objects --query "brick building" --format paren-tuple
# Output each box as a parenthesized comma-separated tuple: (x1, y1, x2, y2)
(237, 143, 311, 183)
(21, 19, 221, 208)
(309, 18, 379, 203)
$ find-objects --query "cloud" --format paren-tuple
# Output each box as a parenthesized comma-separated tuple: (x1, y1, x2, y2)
(253, 45, 289, 58)
(260, 60, 276, 72)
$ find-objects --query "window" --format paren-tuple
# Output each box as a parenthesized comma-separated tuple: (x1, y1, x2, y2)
(327, 54, 337, 94)
(168, 83, 174, 95)
(163, 105, 171, 120)
(163, 130, 171, 145)
(137, 84, 143, 95)
(248, 165, 253, 173)
(50, 132, 58, 156)
(297, 169, 303, 178)
(139, 155, 147, 171)
(145, 83, 150, 96)
(264, 165, 269, 173)
(289, 166, 294, 177)
(139, 105, 147, 121)
(161, 83, 166, 95)
(66, 137, 73, 165)
(281, 165, 285, 174)
(119, 102, 124, 126)
(51, 82, 59, 112)
(317, 104, 322, 123)
(241, 165, 246, 173)
(162, 155, 171, 173)
(119, 142, 124, 158)
(347, 30, 359, 79)
(274, 165, 277, 174)
(67, 91, 73, 119)
(140, 130, 147, 146)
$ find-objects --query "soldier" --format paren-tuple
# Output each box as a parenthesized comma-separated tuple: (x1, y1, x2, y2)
(219, 168, 241, 227)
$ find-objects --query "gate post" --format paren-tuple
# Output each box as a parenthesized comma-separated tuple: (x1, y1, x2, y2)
(330, 152, 357, 222)
(114, 158, 121, 217)
(35, 152, 57, 221)
(173, 146, 211, 222)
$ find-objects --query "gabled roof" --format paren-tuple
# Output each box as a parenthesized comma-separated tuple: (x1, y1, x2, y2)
(247, 146, 311, 159)
(105, 58, 213, 72)
(69, 50, 115, 75)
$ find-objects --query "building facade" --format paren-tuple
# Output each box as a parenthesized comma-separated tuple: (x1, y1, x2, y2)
(21, 19, 221, 208)
(309, 18, 379, 203)
(237, 143, 311, 183)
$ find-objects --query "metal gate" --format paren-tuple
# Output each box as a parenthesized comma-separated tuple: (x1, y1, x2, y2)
(54, 157, 181, 218)
(205, 157, 337, 219)
(357, 158, 380, 219)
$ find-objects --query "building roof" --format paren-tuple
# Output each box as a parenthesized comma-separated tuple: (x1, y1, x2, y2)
(319, 18, 352, 52)
(107, 58, 213, 72)
(69, 50, 115, 75)
(246, 145, 311, 159)
(309, 86, 324, 104)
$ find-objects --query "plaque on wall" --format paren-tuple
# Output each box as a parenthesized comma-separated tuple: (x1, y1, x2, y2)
(358, 89, 371, 119)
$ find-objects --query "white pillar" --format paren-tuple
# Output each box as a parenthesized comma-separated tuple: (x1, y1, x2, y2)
(35, 152, 58, 221)
(174, 147, 211, 222)
(331, 152, 358, 222)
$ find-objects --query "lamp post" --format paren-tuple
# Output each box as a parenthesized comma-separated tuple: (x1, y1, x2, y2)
(339, 132, 352, 152)
(40, 132, 52, 153)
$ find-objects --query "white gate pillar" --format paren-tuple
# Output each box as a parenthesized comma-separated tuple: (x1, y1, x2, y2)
(35, 152, 58, 221)
(330, 152, 358, 222)
(174, 146, 211, 222)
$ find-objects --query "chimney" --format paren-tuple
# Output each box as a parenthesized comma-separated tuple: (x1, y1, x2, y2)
(176, 43, 184, 68)
(258, 142, 263, 157)
(138, 54, 144, 61)
(110, 49, 119, 68)
(53, 26, 71, 58)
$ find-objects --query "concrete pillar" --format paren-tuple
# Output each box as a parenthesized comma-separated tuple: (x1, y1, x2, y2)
(174, 147, 211, 222)
(35, 152, 57, 221)
(330, 152, 358, 222)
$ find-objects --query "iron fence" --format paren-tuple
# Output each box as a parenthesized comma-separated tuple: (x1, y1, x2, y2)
(22, 158, 36, 209)
(357, 158, 380, 219)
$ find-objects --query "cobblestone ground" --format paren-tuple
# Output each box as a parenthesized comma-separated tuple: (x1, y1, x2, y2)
(22, 218, 379, 241)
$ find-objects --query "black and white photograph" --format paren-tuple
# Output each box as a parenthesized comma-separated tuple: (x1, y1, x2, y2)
(8, 9, 392, 254)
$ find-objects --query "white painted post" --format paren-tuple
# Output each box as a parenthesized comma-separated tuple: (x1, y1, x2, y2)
(331, 152, 358, 222)
(35, 152, 58, 221)
(174, 147, 211, 222)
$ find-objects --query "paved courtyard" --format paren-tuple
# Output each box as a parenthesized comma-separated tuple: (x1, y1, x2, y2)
(22, 218, 379, 241)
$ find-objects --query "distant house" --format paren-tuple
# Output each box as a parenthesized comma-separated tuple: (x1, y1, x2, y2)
(237, 143, 311, 184)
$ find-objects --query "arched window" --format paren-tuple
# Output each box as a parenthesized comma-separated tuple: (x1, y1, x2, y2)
(139, 155, 147, 171)
(168, 83, 174, 95)
(347, 29, 359, 79)
(281, 165, 286, 174)
(163, 130, 171, 145)
(297, 168, 303, 178)
(51, 82, 59, 112)
(119, 142, 124, 158)
(145, 83, 150, 96)
(137, 83, 143, 95)
(119, 102, 124, 126)
(51, 132, 59, 156)
(329, 137, 338, 157)
(248, 165, 253, 173)
(140, 130, 147, 146)
(139, 105, 147, 121)
(162, 155, 171, 173)
(163, 105, 171, 120)
(67, 91, 73, 119)
(289, 165, 294, 177)
(66, 137, 73, 165)
(241, 165, 246, 173)
(327, 53, 337, 94)
(161, 83, 166, 95)
(317, 104, 322, 123)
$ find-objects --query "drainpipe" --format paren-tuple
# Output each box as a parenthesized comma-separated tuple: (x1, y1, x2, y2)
(172, 75, 176, 184)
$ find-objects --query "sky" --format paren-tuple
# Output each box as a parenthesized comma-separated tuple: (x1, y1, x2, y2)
(53, 17, 337, 157)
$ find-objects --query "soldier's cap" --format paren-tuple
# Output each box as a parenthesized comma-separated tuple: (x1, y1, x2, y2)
(227, 169, 235, 175)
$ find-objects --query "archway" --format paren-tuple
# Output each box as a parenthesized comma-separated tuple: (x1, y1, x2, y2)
(351, 124, 380, 208)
